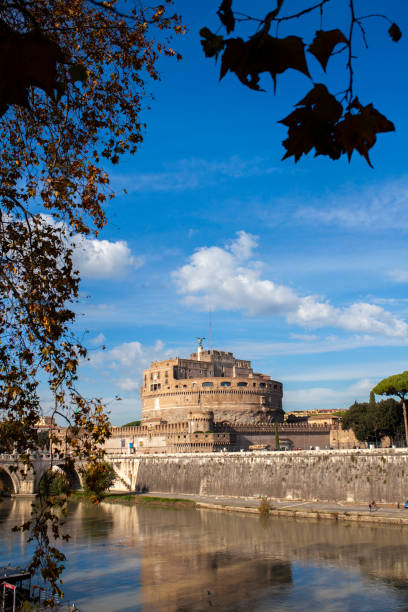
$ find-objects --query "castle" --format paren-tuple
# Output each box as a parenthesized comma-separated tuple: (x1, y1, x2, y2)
(105, 341, 340, 454)
(141, 343, 283, 425)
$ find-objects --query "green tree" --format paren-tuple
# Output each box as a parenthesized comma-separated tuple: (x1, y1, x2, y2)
(341, 398, 402, 445)
(341, 402, 373, 443)
(373, 371, 408, 446)
(372, 398, 404, 444)
(0, 0, 183, 598)
(202, 1, 401, 165)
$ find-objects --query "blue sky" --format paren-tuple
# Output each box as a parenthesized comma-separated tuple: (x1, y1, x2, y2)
(62, 1, 408, 425)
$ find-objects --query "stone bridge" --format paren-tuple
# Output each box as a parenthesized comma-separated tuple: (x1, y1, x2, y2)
(5, 448, 408, 505)
(0, 453, 84, 496)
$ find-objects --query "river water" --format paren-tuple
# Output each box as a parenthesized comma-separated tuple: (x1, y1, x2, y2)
(1, 498, 408, 611)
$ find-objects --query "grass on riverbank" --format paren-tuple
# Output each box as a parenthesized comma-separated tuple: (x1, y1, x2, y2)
(71, 490, 196, 508)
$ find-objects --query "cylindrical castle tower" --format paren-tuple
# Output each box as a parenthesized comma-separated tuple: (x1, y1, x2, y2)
(140, 341, 283, 426)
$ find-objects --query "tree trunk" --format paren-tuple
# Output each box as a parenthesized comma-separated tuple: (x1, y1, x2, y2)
(403, 400, 408, 447)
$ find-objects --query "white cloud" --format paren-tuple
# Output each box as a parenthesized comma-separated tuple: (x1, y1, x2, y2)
(38, 213, 143, 279)
(92, 339, 167, 369)
(284, 379, 373, 411)
(73, 236, 144, 279)
(227, 335, 408, 359)
(289, 333, 318, 341)
(111, 155, 278, 193)
(295, 178, 408, 231)
(117, 378, 139, 392)
(282, 360, 408, 383)
(89, 332, 106, 346)
(90, 340, 171, 399)
(173, 231, 408, 338)
(387, 268, 408, 283)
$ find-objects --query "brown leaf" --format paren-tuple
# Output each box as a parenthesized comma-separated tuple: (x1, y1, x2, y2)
(279, 84, 343, 162)
(388, 22, 402, 42)
(200, 27, 225, 59)
(220, 37, 253, 83)
(336, 104, 395, 166)
(220, 33, 309, 92)
(296, 83, 343, 122)
(308, 29, 347, 71)
(217, 0, 235, 34)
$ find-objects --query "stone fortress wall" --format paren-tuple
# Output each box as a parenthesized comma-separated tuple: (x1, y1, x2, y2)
(109, 449, 408, 505)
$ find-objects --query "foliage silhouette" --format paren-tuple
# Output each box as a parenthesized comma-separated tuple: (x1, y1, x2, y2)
(201, 0, 401, 165)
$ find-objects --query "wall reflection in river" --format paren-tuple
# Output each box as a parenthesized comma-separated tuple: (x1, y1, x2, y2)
(1, 499, 408, 611)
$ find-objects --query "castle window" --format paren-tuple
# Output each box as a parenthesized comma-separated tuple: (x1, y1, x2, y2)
(260, 383, 266, 388)
(237, 382, 247, 387)
(202, 382, 214, 388)
(274, 384, 277, 389)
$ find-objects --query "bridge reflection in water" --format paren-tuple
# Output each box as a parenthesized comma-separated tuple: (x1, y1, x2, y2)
(1, 499, 408, 611)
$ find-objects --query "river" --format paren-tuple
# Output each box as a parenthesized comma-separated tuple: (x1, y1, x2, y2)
(1, 498, 408, 611)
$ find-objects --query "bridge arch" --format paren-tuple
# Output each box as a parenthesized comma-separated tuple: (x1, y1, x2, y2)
(55, 464, 82, 490)
(34, 463, 83, 494)
(0, 466, 19, 495)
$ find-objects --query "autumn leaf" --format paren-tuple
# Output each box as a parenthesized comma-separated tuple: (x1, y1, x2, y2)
(336, 101, 395, 166)
(200, 27, 225, 59)
(217, 0, 235, 34)
(220, 33, 309, 92)
(280, 84, 343, 161)
(308, 29, 347, 71)
(388, 22, 402, 42)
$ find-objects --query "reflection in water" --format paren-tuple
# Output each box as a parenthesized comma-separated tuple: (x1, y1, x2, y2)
(1, 499, 408, 611)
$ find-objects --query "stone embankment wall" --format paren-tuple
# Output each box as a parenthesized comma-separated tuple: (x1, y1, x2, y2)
(110, 449, 408, 504)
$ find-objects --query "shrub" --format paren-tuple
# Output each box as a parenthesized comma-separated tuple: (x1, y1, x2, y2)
(258, 497, 271, 515)
(39, 472, 71, 499)
(82, 462, 116, 503)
